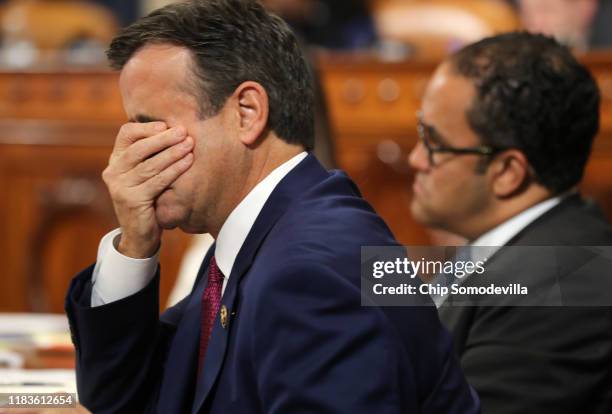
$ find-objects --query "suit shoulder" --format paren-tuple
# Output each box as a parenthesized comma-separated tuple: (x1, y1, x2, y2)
(516, 197, 612, 245)
(276, 169, 397, 245)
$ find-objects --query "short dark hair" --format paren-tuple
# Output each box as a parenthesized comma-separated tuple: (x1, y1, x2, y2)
(449, 32, 600, 194)
(107, 0, 314, 151)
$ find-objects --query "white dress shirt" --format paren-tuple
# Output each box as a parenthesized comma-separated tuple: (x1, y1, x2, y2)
(433, 193, 568, 308)
(166, 233, 215, 307)
(468, 193, 567, 263)
(91, 152, 308, 307)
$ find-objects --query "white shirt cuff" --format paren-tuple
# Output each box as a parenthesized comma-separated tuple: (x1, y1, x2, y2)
(91, 228, 159, 307)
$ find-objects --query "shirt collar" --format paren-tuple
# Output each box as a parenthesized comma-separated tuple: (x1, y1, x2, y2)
(468, 193, 569, 261)
(215, 152, 308, 277)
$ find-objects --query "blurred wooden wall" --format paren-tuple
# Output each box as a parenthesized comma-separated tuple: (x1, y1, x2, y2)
(1, 52, 612, 312)
(0, 70, 192, 312)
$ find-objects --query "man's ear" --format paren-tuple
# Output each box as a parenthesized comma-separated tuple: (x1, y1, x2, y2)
(231, 81, 269, 146)
(488, 150, 531, 198)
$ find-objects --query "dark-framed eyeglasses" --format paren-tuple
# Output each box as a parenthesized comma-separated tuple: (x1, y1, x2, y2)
(416, 110, 505, 166)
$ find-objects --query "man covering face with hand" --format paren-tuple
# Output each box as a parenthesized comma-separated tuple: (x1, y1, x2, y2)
(65, 1, 479, 413)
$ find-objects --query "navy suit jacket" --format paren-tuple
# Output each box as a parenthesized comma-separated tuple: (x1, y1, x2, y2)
(66, 155, 479, 413)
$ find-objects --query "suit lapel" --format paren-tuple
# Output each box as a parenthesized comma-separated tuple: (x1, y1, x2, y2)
(191, 154, 328, 413)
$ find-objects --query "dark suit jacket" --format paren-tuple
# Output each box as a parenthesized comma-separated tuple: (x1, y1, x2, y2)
(440, 194, 612, 414)
(65, 155, 479, 414)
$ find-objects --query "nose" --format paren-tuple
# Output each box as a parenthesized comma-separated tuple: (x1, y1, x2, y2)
(408, 140, 430, 171)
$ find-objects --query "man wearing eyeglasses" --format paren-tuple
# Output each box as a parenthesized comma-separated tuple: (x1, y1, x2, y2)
(409, 32, 612, 413)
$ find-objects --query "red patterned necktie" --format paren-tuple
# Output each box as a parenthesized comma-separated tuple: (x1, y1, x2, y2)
(198, 256, 224, 373)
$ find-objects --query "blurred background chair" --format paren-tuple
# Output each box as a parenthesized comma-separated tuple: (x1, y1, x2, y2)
(509, 0, 612, 52)
(0, 0, 117, 66)
(371, 0, 520, 59)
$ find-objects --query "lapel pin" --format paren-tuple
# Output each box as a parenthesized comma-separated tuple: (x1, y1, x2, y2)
(220, 305, 229, 329)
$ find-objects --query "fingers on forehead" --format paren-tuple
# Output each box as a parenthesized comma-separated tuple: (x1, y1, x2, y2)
(122, 121, 167, 137)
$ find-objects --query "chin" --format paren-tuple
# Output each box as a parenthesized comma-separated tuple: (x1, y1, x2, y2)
(410, 200, 436, 227)
(154, 203, 186, 230)
(155, 210, 182, 230)
(154, 189, 187, 229)
(159, 221, 179, 230)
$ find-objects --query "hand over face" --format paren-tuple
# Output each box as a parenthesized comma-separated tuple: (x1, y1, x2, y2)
(102, 122, 194, 258)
